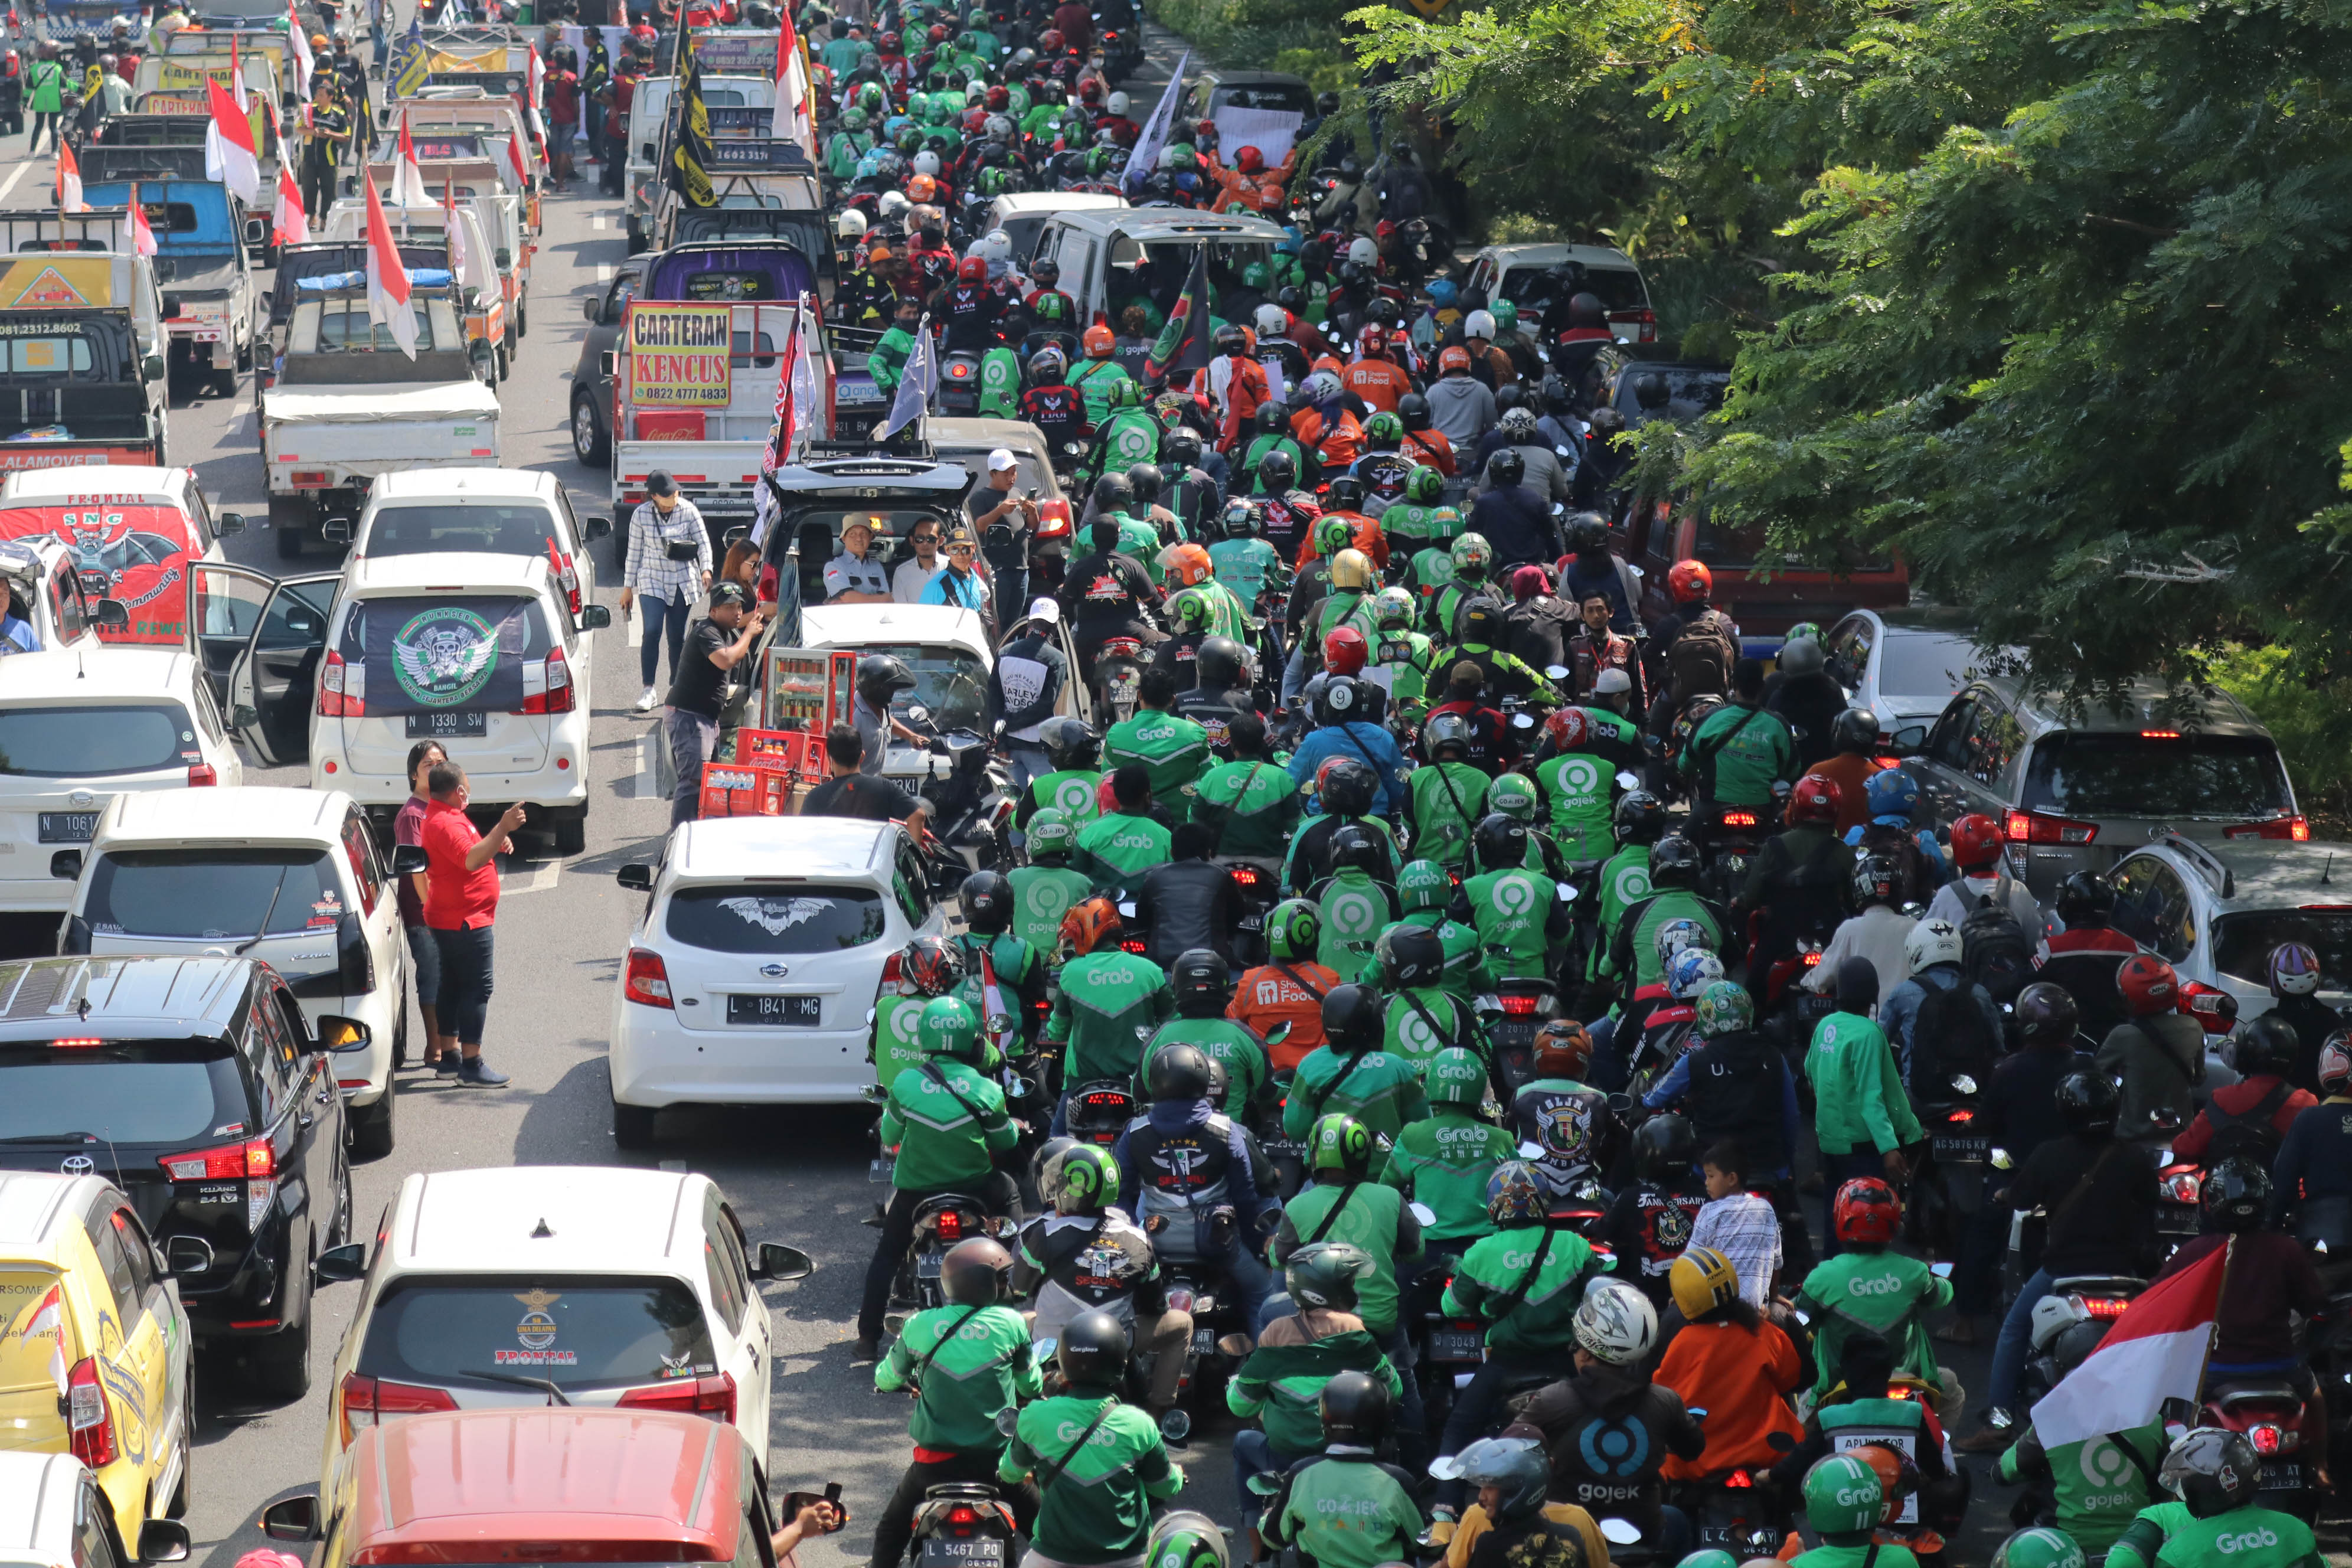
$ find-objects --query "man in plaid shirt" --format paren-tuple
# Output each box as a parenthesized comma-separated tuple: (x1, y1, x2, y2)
(619, 471, 714, 713)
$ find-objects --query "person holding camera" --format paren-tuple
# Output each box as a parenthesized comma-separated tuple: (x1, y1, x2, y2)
(970, 447, 1039, 617)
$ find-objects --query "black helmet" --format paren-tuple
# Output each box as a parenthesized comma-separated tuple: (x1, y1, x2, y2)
(1322, 982, 1383, 1051)
(1163, 427, 1203, 467)
(1316, 757, 1376, 818)
(1632, 1113, 1697, 1184)
(2200, 1156, 2271, 1234)
(1462, 600, 1504, 646)
(1170, 946, 1231, 1017)
(2015, 981, 2081, 1047)
(1494, 383, 1526, 416)
(1567, 513, 1608, 554)
(1092, 471, 1135, 515)
(1327, 822, 1387, 878)
(2054, 871, 2115, 927)
(1145, 1040, 1215, 1102)
(1040, 715, 1100, 769)
(1613, 791, 1667, 845)
(1831, 708, 1880, 754)
(1324, 475, 1367, 511)
(2159, 1426, 2262, 1520)
(1255, 400, 1289, 435)
(1125, 463, 1163, 505)
(1056, 1308, 1131, 1389)
(1313, 675, 1370, 729)
(1376, 923, 1446, 991)
(2052, 1066, 2119, 1138)
(1194, 636, 1246, 690)
(1315, 89, 1341, 115)
(940, 1237, 1013, 1305)
(1633, 371, 1670, 408)
(1473, 812, 1528, 873)
(1649, 834, 1701, 888)
(1256, 449, 1296, 491)
(857, 653, 917, 704)
(1538, 374, 1570, 413)
(959, 870, 1013, 935)
(1030, 256, 1060, 284)
(2232, 1012, 2297, 1077)
(1485, 447, 1525, 489)
(1569, 292, 1608, 328)
(1397, 391, 1431, 431)
(1317, 1368, 1393, 1446)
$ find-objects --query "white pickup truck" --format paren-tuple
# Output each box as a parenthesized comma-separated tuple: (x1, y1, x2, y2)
(259, 277, 500, 559)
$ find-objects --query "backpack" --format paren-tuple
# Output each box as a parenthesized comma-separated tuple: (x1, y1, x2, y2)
(1665, 610, 1733, 702)
(2204, 1080, 2297, 1167)
(1909, 977, 2001, 1092)
(1959, 900, 2036, 1005)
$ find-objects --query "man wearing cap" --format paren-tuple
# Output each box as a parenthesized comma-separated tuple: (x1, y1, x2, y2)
(824, 516, 893, 603)
(988, 598, 1069, 848)
(620, 471, 714, 714)
(665, 583, 767, 828)
(919, 526, 993, 636)
(969, 447, 1038, 619)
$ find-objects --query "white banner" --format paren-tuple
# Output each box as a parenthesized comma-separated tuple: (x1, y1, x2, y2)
(1213, 106, 1302, 167)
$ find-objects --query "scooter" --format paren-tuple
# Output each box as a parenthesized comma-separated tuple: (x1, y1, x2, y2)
(2200, 1378, 2322, 1521)
(884, 1191, 1012, 1334)
(910, 718, 1014, 897)
(1093, 636, 1146, 723)
(1062, 1079, 1138, 1148)
(1478, 978, 1567, 1093)
(906, 1482, 1020, 1568)
(1907, 1075, 1990, 1264)
(941, 348, 985, 416)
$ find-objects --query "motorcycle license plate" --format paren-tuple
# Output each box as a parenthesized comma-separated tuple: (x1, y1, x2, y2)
(1193, 1327, 1216, 1354)
(1430, 1327, 1483, 1363)
(921, 1540, 1005, 1566)
(1239, 914, 1263, 931)
(916, 1250, 944, 1279)
(2158, 1206, 2200, 1236)
(2262, 1464, 2302, 1491)
(1932, 1134, 1989, 1163)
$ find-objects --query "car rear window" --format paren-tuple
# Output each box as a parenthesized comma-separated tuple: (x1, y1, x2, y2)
(0, 703, 198, 777)
(2215, 912, 2352, 988)
(1875, 633, 1982, 700)
(0, 1040, 246, 1145)
(2022, 733, 2294, 821)
(364, 505, 565, 560)
(665, 885, 887, 953)
(357, 1275, 717, 1390)
(937, 446, 1048, 498)
(335, 594, 553, 713)
(86, 850, 344, 940)
(851, 642, 989, 732)
(1497, 263, 1648, 314)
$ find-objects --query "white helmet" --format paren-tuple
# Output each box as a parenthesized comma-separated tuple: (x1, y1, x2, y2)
(1304, 369, 1341, 402)
(985, 113, 1014, 142)
(1254, 303, 1286, 337)
(1905, 917, 1963, 973)
(1572, 1279, 1657, 1366)
(1346, 236, 1378, 267)
(1106, 90, 1130, 115)
(912, 149, 942, 177)
(972, 228, 1012, 266)
(877, 189, 912, 220)
(1465, 308, 1497, 341)
(965, 81, 987, 103)
(835, 209, 868, 241)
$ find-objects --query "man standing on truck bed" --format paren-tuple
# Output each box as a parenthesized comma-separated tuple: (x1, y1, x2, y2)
(302, 76, 352, 227)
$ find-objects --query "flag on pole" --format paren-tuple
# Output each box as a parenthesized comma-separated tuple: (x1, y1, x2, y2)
(667, 37, 717, 208)
(126, 183, 158, 258)
(204, 76, 262, 205)
(1123, 49, 1190, 195)
(879, 316, 936, 440)
(57, 141, 83, 214)
(2030, 1240, 2228, 1450)
(286, 0, 315, 99)
(1145, 243, 1214, 386)
(770, 8, 810, 146)
(363, 172, 417, 360)
(502, 125, 532, 191)
(392, 13, 430, 98)
(231, 32, 249, 111)
(274, 163, 309, 247)
(393, 111, 430, 207)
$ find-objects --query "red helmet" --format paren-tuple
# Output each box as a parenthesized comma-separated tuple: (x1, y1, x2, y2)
(1949, 812, 2003, 871)
(963, 106, 989, 133)
(1079, 77, 1102, 102)
(1788, 772, 1841, 825)
(1236, 144, 1265, 173)
(1359, 323, 1387, 352)
(1667, 559, 1711, 605)
(2119, 953, 2178, 1017)
(899, 935, 967, 997)
(1040, 27, 1065, 49)
(1322, 626, 1368, 677)
(1195, 118, 1217, 139)
(1543, 707, 1590, 752)
(1438, 345, 1471, 374)
(927, 22, 949, 40)
(878, 30, 900, 48)
(1534, 1019, 1591, 1080)
(958, 255, 987, 282)
(1832, 1177, 1901, 1247)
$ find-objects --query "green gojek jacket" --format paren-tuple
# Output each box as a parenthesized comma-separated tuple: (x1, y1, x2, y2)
(1007, 863, 1095, 960)
(1381, 502, 1447, 548)
(878, 1059, 1018, 1191)
(1209, 535, 1282, 619)
(1403, 760, 1489, 872)
(1245, 432, 1306, 483)
(1314, 870, 1400, 984)
(868, 324, 918, 396)
(999, 1394, 1182, 1565)
(875, 1302, 1040, 1452)
(1682, 700, 1798, 808)
(1462, 864, 1569, 980)
(1263, 1452, 1423, 1568)
(1027, 769, 1105, 827)
(1997, 1419, 2166, 1557)
(1102, 709, 1213, 802)
(1187, 579, 1256, 643)
(1381, 986, 1480, 1076)
(1382, 912, 1489, 1002)
(1188, 757, 1301, 860)
(1047, 951, 1174, 1086)
(1070, 357, 1135, 426)
(1382, 1108, 1513, 1240)
(1100, 414, 1163, 479)
(1442, 1224, 1596, 1358)
(2153, 1508, 2323, 1568)
(1532, 749, 1618, 864)
(1805, 1009, 1924, 1156)
(1282, 815, 1397, 898)
(1430, 576, 1490, 642)
(1145, 1017, 1270, 1119)
(1586, 846, 1653, 981)
(1790, 1544, 1920, 1568)
(1074, 810, 1175, 892)
(1283, 1044, 1430, 1162)
(1227, 1330, 1402, 1456)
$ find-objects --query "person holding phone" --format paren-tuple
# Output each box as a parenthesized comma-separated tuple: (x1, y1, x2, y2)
(770, 1487, 848, 1568)
(621, 469, 715, 713)
(970, 449, 1038, 618)
(420, 762, 525, 1086)
(666, 582, 767, 828)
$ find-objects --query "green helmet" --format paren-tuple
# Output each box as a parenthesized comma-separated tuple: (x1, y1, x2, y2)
(922, 94, 955, 125)
(1043, 1142, 1120, 1215)
(1169, 145, 1197, 171)
(1991, 1529, 2088, 1568)
(1425, 1045, 1485, 1108)
(1283, 1240, 1372, 1310)
(857, 80, 886, 113)
(896, 125, 923, 152)
(1404, 465, 1443, 504)
(841, 106, 868, 132)
(1802, 1452, 1885, 1538)
(1429, 504, 1465, 542)
(1694, 980, 1753, 1037)
(1371, 586, 1415, 630)
(1490, 298, 1517, 334)
(1486, 773, 1538, 822)
(1268, 897, 1321, 961)
(1364, 410, 1403, 447)
(1109, 378, 1142, 409)
(1308, 1112, 1376, 1180)
(919, 995, 982, 1060)
(1026, 806, 1075, 860)
(979, 166, 1012, 195)
(1143, 1511, 1229, 1568)
(1167, 586, 1214, 633)
(1242, 261, 1272, 290)
(1313, 514, 1355, 557)
(1397, 859, 1451, 913)
(1450, 531, 1492, 576)
(1671, 1555, 1737, 1568)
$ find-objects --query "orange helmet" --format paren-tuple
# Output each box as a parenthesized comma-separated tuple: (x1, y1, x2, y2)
(1059, 895, 1122, 958)
(1439, 345, 1471, 374)
(1167, 542, 1213, 586)
(1534, 1019, 1592, 1080)
(1082, 322, 1115, 358)
(907, 174, 939, 203)
(1667, 559, 1711, 604)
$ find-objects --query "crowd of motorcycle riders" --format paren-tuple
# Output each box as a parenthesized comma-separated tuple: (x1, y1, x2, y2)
(765, 2, 2352, 1567)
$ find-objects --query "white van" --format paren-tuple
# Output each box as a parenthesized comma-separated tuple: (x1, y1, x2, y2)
(1030, 207, 1289, 329)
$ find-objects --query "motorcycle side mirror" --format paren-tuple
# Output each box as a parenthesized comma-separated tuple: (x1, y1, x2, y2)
(1544, 665, 1570, 682)
(1409, 1201, 1436, 1226)
(1425, 1455, 1466, 1482)
(1556, 884, 1577, 902)
(2318, 1239, 2331, 1255)
(1930, 1261, 1954, 1279)
(1511, 712, 1535, 730)
(907, 705, 931, 725)
(1605, 1092, 1632, 1119)
(1616, 770, 1639, 790)
(1599, 1520, 1642, 1547)
(1004, 1074, 1035, 1100)
(861, 1083, 888, 1105)
(1990, 1147, 2013, 1170)
(1517, 1141, 1543, 1159)
(1247, 1471, 1286, 1497)
(1264, 1022, 1291, 1047)
(994, 1406, 1021, 1439)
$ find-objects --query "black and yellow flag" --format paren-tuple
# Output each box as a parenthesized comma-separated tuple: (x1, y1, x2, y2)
(668, 28, 717, 208)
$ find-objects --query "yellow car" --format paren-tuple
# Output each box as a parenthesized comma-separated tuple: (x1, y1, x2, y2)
(0, 1172, 194, 1551)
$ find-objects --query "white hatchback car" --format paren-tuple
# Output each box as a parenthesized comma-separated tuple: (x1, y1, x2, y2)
(335, 468, 608, 612)
(57, 787, 408, 1158)
(610, 816, 946, 1143)
(0, 649, 244, 913)
(0, 1451, 190, 1568)
(312, 1166, 809, 1492)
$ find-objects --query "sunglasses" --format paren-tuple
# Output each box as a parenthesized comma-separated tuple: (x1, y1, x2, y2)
(912, 534, 939, 545)
(948, 543, 975, 555)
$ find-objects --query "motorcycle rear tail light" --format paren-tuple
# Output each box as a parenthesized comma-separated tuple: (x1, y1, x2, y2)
(1801, 952, 1821, 966)
(1119, 936, 1147, 955)
(1167, 1287, 1194, 1312)
(1720, 809, 1758, 828)
(1946, 1108, 1975, 1123)
(935, 1210, 964, 1240)
(2164, 1170, 2203, 1204)
(946, 1506, 980, 1527)
(1726, 1470, 1752, 1488)
(2250, 1422, 2283, 1454)
(1229, 865, 1261, 888)
(2073, 1294, 2129, 1320)
(1497, 994, 1540, 1015)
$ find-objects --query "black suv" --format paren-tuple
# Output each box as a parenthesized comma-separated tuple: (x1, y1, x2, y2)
(0, 956, 368, 1399)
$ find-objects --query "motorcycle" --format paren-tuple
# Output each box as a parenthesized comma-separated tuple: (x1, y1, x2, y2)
(2200, 1378, 2322, 1521)
(941, 348, 985, 416)
(1758, 938, 1837, 1054)
(2015, 1276, 2142, 1413)
(1093, 635, 1146, 723)
(1062, 1078, 1138, 1148)
(1906, 1073, 1989, 1264)
(1694, 797, 1775, 909)
(906, 1482, 1020, 1568)
(909, 717, 1014, 897)
(1477, 978, 1566, 1093)
(1672, 1462, 1794, 1560)
(1156, 1263, 1244, 1441)
(1218, 856, 1280, 965)
(885, 1192, 1012, 1335)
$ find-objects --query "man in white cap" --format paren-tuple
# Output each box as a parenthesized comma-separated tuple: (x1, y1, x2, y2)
(968, 446, 1038, 621)
(987, 596, 1069, 848)
(823, 514, 893, 603)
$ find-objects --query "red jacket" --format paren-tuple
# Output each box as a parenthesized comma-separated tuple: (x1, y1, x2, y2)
(2171, 1074, 2317, 1164)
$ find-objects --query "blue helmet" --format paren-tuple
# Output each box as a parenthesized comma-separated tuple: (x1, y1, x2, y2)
(1427, 278, 1458, 311)
(1864, 767, 1920, 822)
(1666, 948, 1726, 1001)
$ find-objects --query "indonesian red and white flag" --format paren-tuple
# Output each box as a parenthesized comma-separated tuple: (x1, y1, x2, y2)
(770, 11, 811, 147)
(274, 163, 309, 247)
(502, 126, 531, 191)
(127, 184, 158, 258)
(524, 42, 547, 144)
(57, 142, 83, 214)
(363, 174, 417, 360)
(2030, 1240, 2228, 1449)
(286, 0, 314, 98)
(204, 76, 262, 205)
(392, 112, 431, 208)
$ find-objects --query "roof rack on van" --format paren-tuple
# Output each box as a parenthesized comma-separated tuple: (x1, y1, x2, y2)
(2160, 832, 2235, 900)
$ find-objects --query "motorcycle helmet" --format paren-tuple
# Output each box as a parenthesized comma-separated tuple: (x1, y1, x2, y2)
(1308, 1112, 1376, 1180)
(1055, 1308, 1131, 1389)
(1142, 1515, 1227, 1568)
(1614, 790, 1668, 844)
(1668, 1243, 1740, 1322)
(1450, 533, 1493, 577)
(1058, 894, 1122, 958)
(857, 652, 919, 708)
(1632, 1111, 1697, 1184)
(2118, 953, 2177, 1017)
(1397, 860, 1451, 914)
(1041, 1141, 1119, 1214)
(1801, 1453, 1886, 1540)
(2158, 1426, 2262, 1520)
(1194, 636, 1247, 690)
(900, 935, 968, 997)
(1897, 919, 1959, 977)
(1649, 834, 1701, 888)
(2231, 1011, 2298, 1077)
(1778, 635, 1825, 678)
(1310, 674, 1368, 729)
(1532, 1019, 1591, 1081)
(2053, 1066, 2120, 1138)
(2054, 870, 2116, 928)
(1828, 707, 1882, 756)
(1325, 476, 1371, 515)
(1267, 898, 1321, 962)
(1168, 949, 1233, 1020)
(1310, 513, 1355, 561)
(1419, 710, 1472, 759)
(1324, 625, 1370, 677)
(1992, 1529, 2089, 1568)
(1362, 410, 1404, 450)
(2202, 1156, 2271, 1233)
(1376, 924, 1446, 991)
(2321, 1031, 2352, 1096)
(1040, 715, 1100, 769)
(1472, 812, 1530, 873)
(1486, 773, 1538, 823)
(1284, 1240, 1372, 1312)
(1863, 767, 1919, 821)
(1665, 948, 1726, 1001)
(1397, 391, 1433, 432)
(918, 995, 984, 1061)
(1497, 407, 1538, 446)
(1256, 449, 1298, 492)
(1025, 806, 1076, 861)
(1424, 1046, 1485, 1109)
(1327, 548, 1377, 593)
(1946, 812, 2003, 873)
(960, 870, 1013, 936)
(1309, 760, 1374, 822)
(2269, 940, 2324, 998)
(1693, 980, 1752, 1037)
(1852, 852, 1900, 906)
(1145, 1040, 1214, 1102)
(1486, 1159, 1547, 1227)
(2015, 981, 2082, 1048)
(1831, 1177, 1901, 1247)
(1543, 706, 1590, 752)
(1372, 586, 1417, 631)
(1667, 559, 1711, 605)
(1571, 1279, 1657, 1366)
(1317, 1368, 1391, 1446)
(1167, 587, 1216, 635)
(1485, 448, 1525, 489)
(1091, 471, 1135, 518)
(1652, 916, 1710, 974)
(1322, 984, 1384, 1054)
(1787, 772, 1841, 825)
(1461, 601, 1505, 648)
(940, 1236, 1013, 1304)
(1126, 463, 1165, 508)
(1163, 427, 1204, 469)
(1451, 1438, 1549, 1526)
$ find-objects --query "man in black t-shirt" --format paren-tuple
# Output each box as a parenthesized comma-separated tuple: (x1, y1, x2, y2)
(800, 724, 930, 835)
(666, 582, 765, 828)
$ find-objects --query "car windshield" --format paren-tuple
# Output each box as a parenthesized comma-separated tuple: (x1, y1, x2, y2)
(84, 850, 344, 940)
(0, 704, 195, 777)
(0, 1040, 244, 1144)
(2023, 733, 2294, 821)
(2215, 911, 2352, 988)
(854, 642, 988, 731)
(365, 504, 564, 558)
(1876, 633, 1984, 700)
(666, 884, 888, 953)
(356, 1275, 718, 1391)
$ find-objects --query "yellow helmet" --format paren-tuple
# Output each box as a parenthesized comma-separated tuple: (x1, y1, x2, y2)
(1669, 1245, 1740, 1322)
(1328, 547, 1376, 592)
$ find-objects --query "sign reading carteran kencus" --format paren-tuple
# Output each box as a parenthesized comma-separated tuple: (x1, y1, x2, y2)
(628, 302, 733, 407)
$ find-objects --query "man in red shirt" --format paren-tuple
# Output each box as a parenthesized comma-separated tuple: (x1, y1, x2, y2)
(421, 762, 528, 1086)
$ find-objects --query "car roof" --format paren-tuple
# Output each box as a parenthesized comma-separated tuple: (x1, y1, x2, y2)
(988, 192, 1126, 217)
(370, 468, 558, 503)
(0, 1172, 111, 1256)
(927, 417, 1048, 457)
(348, 1409, 741, 1562)
(1200, 70, 1310, 87)
(670, 814, 899, 882)
(1975, 674, 2268, 737)
(391, 1166, 708, 1272)
(0, 466, 190, 503)
(1479, 241, 1643, 272)
(0, 647, 200, 700)
(0, 956, 254, 1043)
(346, 551, 553, 594)
(2126, 838, 2352, 912)
(1050, 208, 1288, 241)
(0, 1451, 83, 1554)
(97, 785, 351, 847)
(776, 456, 970, 495)
(800, 603, 993, 662)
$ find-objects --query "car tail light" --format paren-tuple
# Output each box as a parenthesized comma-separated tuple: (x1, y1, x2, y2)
(1037, 499, 1072, 538)
(515, 648, 574, 715)
(319, 649, 365, 717)
(339, 1372, 458, 1444)
(291, 471, 329, 489)
(187, 763, 216, 787)
(1611, 308, 1658, 343)
(1497, 994, 1540, 1016)
(66, 1357, 113, 1468)
(2180, 981, 2237, 1033)
(51, 1038, 102, 1048)
(2005, 808, 2099, 846)
(624, 949, 673, 1008)
(616, 1371, 736, 1423)
(162, 1135, 276, 1228)
(1720, 809, 1758, 828)
(2226, 815, 2310, 841)
(757, 561, 780, 603)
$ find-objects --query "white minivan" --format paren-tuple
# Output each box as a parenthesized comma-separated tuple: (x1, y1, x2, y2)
(336, 468, 607, 613)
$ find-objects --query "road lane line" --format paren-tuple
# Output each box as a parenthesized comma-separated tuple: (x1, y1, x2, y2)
(597, 264, 615, 282)
(634, 728, 661, 799)
(0, 161, 31, 202)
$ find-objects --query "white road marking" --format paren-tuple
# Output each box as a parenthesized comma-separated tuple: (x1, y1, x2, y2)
(597, 263, 615, 282)
(498, 857, 563, 896)
(634, 728, 662, 799)
(0, 161, 31, 202)
(593, 215, 607, 230)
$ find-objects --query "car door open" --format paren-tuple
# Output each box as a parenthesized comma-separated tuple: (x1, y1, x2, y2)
(227, 574, 339, 767)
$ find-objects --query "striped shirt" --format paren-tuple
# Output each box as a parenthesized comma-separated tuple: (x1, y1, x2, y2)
(1687, 1192, 1783, 1308)
(623, 498, 714, 600)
